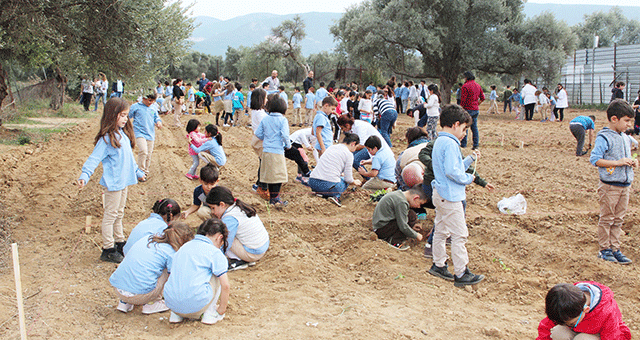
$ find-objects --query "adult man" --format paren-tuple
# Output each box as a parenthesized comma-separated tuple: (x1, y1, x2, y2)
(459, 71, 484, 150)
(129, 93, 163, 176)
(196, 73, 209, 92)
(263, 70, 280, 94)
(303, 71, 314, 95)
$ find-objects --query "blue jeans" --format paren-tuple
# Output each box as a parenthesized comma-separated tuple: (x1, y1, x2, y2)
(94, 93, 106, 110)
(308, 178, 348, 199)
(378, 109, 397, 147)
(460, 110, 478, 148)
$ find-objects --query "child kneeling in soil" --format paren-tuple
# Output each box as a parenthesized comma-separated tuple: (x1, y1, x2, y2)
(589, 99, 636, 264)
(163, 218, 230, 325)
(122, 198, 181, 256)
(537, 282, 630, 340)
(190, 124, 226, 168)
(109, 222, 194, 314)
(181, 164, 220, 221)
(372, 185, 426, 250)
(427, 104, 484, 287)
(206, 186, 269, 271)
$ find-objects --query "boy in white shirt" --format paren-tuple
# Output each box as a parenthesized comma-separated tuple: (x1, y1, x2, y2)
(292, 87, 303, 127)
(186, 83, 196, 115)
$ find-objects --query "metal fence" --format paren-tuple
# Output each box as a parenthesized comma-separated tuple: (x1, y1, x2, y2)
(559, 43, 640, 105)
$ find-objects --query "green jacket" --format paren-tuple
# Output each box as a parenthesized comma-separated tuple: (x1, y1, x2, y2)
(418, 141, 487, 188)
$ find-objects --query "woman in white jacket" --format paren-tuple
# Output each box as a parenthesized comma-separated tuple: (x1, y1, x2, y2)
(554, 83, 569, 122)
(521, 79, 537, 121)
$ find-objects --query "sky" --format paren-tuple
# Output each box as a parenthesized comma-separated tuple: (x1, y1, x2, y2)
(186, 0, 640, 20)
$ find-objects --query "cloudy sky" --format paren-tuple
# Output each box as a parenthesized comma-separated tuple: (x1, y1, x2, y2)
(185, 0, 640, 20)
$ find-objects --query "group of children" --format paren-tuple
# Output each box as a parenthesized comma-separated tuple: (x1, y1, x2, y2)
(77, 78, 634, 336)
(494, 82, 569, 122)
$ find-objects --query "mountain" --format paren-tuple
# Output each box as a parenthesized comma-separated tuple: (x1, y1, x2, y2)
(189, 4, 640, 57)
(189, 12, 342, 57)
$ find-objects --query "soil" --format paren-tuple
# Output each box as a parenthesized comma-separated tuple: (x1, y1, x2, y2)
(0, 103, 638, 339)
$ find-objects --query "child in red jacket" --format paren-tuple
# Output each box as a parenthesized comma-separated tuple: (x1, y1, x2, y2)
(537, 282, 630, 340)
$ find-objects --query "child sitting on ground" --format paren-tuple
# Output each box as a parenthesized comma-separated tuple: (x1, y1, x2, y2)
(109, 222, 194, 315)
(181, 164, 220, 221)
(190, 124, 226, 168)
(589, 99, 636, 264)
(372, 185, 426, 250)
(358, 135, 397, 191)
(536, 282, 631, 340)
(186, 119, 210, 179)
(123, 198, 181, 256)
(427, 104, 484, 287)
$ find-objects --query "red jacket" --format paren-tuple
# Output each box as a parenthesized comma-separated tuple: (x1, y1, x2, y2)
(537, 281, 631, 340)
(460, 80, 484, 111)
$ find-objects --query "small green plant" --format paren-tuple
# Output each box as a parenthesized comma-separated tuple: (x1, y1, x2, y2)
(18, 135, 31, 145)
(492, 258, 511, 271)
(394, 273, 405, 280)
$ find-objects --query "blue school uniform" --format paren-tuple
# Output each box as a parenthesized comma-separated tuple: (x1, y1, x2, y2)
(292, 92, 302, 109)
(372, 146, 396, 182)
(78, 130, 144, 191)
(232, 91, 244, 110)
(305, 92, 315, 109)
(188, 88, 195, 102)
(255, 112, 291, 154)
(109, 238, 175, 295)
(129, 102, 161, 141)
(315, 88, 328, 104)
(312, 111, 333, 151)
(191, 139, 227, 166)
(122, 213, 167, 256)
(163, 235, 228, 315)
(431, 132, 475, 202)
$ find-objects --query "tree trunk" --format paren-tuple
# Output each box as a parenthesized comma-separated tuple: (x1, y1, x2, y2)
(440, 75, 456, 105)
(50, 67, 67, 110)
(0, 62, 8, 109)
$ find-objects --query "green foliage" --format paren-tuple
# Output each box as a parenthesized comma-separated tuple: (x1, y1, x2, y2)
(572, 7, 640, 49)
(17, 135, 31, 145)
(168, 51, 224, 81)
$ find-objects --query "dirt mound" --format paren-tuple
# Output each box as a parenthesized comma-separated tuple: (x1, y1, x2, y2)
(0, 105, 638, 339)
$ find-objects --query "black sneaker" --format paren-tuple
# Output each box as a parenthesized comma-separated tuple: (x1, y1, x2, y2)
(428, 263, 454, 281)
(115, 242, 126, 257)
(453, 268, 485, 287)
(228, 259, 249, 271)
(100, 248, 124, 263)
(612, 250, 632, 265)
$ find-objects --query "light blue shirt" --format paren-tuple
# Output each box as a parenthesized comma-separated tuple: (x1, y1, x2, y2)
(78, 130, 144, 191)
(315, 88, 328, 105)
(123, 213, 167, 256)
(279, 91, 288, 106)
(570, 116, 595, 130)
(129, 102, 161, 141)
(292, 92, 302, 108)
(255, 112, 291, 154)
(394, 87, 402, 97)
(188, 88, 195, 101)
(312, 111, 333, 151)
(401, 86, 409, 100)
(109, 239, 175, 295)
(490, 90, 497, 100)
(163, 235, 228, 314)
(191, 139, 227, 166)
(431, 132, 474, 202)
(366, 85, 377, 93)
(371, 146, 396, 182)
(223, 91, 234, 101)
(305, 92, 316, 109)
(247, 90, 253, 108)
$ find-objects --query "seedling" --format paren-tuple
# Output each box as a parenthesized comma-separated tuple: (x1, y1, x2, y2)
(492, 258, 511, 271)
(394, 273, 405, 280)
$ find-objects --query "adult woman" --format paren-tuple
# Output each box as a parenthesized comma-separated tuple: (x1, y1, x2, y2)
(94, 73, 108, 111)
(172, 78, 184, 127)
(554, 83, 569, 122)
(521, 79, 537, 121)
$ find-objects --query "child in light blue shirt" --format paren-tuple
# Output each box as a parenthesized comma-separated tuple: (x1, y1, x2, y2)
(278, 85, 288, 110)
(191, 124, 227, 167)
(122, 199, 180, 256)
(358, 135, 396, 191)
(313, 96, 337, 156)
(292, 87, 303, 126)
(232, 83, 246, 127)
(186, 83, 196, 114)
(305, 87, 316, 126)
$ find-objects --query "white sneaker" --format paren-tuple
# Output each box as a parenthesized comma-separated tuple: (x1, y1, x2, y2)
(223, 124, 230, 127)
(142, 299, 169, 314)
(169, 311, 184, 323)
(116, 300, 134, 313)
(201, 310, 225, 325)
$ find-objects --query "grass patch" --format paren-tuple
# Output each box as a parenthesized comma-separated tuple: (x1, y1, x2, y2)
(572, 103, 608, 111)
(58, 102, 92, 118)
(0, 127, 68, 145)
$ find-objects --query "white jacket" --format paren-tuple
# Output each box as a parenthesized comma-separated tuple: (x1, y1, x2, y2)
(521, 84, 537, 105)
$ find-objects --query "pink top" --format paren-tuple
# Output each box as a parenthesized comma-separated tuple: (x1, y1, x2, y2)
(188, 131, 209, 156)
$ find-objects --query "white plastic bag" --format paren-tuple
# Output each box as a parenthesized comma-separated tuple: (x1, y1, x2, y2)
(497, 194, 527, 215)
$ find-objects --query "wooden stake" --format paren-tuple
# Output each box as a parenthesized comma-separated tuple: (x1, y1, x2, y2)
(520, 141, 524, 149)
(500, 134, 504, 146)
(85, 216, 92, 234)
(11, 243, 27, 340)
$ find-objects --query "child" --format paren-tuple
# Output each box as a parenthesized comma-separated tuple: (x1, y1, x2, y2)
(122, 198, 181, 256)
(246, 83, 256, 115)
(427, 104, 484, 287)
(486, 85, 498, 114)
(348, 91, 360, 120)
(289, 127, 319, 170)
(232, 83, 245, 127)
(632, 89, 640, 135)
(210, 83, 224, 124)
(358, 136, 397, 191)
(292, 87, 303, 127)
(548, 93, 556, 122)
(536, 282, 631, 340)
(314, 82, 328, 110)
(624, 129, 638, 150)
(182, 164, 220, 221)
(186, 83, 196, 114)
(589, 99, 636, 264)
(185, 119, 210, 179)
(78, 98, 145, 263)
(313, 96, 338, 157)
(190, 124, 226, 168)
(372, 185, 426, 250)
(502, 85, 512, 113)
(610, 81, 625, 102)
(129, 93, 162, 176)
(308, 133, 362, 206)
(109, 222, 194, 314)
(206, 186, 270, 270)
(304, 86, 316, 126)
(569, 115, 595, 156)
(222, 83, 234, 126)
(425, 84, 441, 141)
(358, 90, 374, 124)
(255, 94, 290, 207)
(278, 85, 288, 111)
(509, 88, 522, 120)
(163, 218, 230, 325)
(172, 79, 184, 127)
(537, 90, 550, 122)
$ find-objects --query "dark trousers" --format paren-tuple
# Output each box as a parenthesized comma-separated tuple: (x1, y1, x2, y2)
(80, 93, 92, 111)
(570, 124, 586, 156)
(503, 100, 511, 113)
(554, 107, 565, 122)
(284, 142, 310, 175)
(330, 115, 340, 142)
(395, 97, 403, 114)
(524, 103, 535, 121)
(375, 210, 418, 244)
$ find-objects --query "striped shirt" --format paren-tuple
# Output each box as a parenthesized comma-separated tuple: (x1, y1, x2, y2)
(373, 97, 395, 117)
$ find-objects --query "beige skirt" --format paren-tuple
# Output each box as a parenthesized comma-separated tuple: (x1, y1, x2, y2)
(251, 135, 263, 157)
(213, 100, 224, 113)
(260, 152, 288, 184)
(223, 99, 233, 113)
